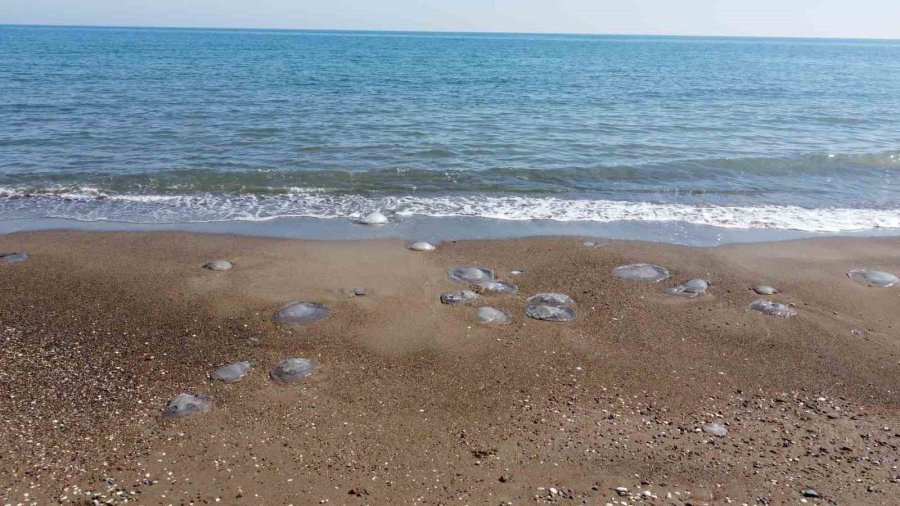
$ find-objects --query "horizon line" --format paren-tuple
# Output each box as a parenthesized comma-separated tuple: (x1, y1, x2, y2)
(3, 23, 899, 42)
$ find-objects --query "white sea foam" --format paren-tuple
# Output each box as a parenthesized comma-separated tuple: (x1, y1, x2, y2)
(0, 187, 898, 233)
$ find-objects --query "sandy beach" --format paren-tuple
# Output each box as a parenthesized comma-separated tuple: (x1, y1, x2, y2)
(1, 231, 899, 505)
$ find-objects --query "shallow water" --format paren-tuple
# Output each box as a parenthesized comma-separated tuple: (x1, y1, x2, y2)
(2, 27, 899, 240)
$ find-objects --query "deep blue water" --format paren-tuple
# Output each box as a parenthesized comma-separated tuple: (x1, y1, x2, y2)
(1, 25, 899, 232)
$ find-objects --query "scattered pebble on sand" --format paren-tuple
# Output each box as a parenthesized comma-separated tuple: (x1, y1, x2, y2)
(510, 269, 524, 275)
(1, 251, 28, 263)
(847, 268, 899, 287)
(270, 358, 315, 383)
(750, 299, 797, 318)
(613, 263, 671, 282)
(475, 307, 511, 324)
(448, 266, 495, 284)
(162, 393, 212, 419)
(210, 361, 252, 383)
(202, 260, 233, 271)
(753, 285, 778, 295)
(408, 241, 436, 251)
(274, 301, 332, 324)
(440, 290, 479, 305)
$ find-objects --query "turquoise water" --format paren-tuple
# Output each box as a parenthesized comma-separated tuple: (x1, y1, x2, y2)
(1, 25, 899, 233)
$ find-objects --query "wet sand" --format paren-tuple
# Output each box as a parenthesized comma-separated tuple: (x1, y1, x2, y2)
(1, 231, 899, 505)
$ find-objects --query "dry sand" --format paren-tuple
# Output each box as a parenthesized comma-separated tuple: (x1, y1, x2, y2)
(1, 231, 899, 505)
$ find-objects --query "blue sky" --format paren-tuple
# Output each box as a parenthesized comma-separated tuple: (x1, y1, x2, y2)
(2, 0, 899, 39)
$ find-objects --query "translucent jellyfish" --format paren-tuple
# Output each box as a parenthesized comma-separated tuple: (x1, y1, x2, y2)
(753, 285, 778, 295)
(162, 393, 211, 418)
(526, 293, 575, 307)
(750, 299, 797, 318)
(471, 280, 518, 295)
(525, 305, 576, 322)
(408, 241, 436, 251)
(613, 263, 670, 283)
(447, 266, 494, 284)
(702, 422, 728, 437)
(211, 361, 252, 383)
(202, 260, 233, 272)
(440, 290, 479, 305)
(847, 269, 899, 288)
(274, 302, 332, 324)
(357, 211, 389, 225)
(525, 293, 576, 322)
(270, 358, 315, 383)
(0, 252, 28, 264)
(475, 307, 510, 325)
(665, 279, 709, 298)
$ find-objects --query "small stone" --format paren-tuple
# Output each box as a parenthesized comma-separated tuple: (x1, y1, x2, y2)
(202, 260, 232, 271)
(275, 302, 331, 324)
(211, 361, 252, 383)
(471, 280, 518, 295)
(614, 487, 629, 497)
(341, 288, 367, 297)
(510, 269, 524, 275)
(802, 489, 821, 498)
(358, 211, 389, 225)
(162, 393, 211, 418)
(270, 358, 315, 383)
(408, 241, 436, 251)
(847, 269, 899, 288)
(0, 252, 28, 264)
(753, 285, 778, 295)
(440, 290, 479, 305)
(702, 422, 728, 437)
(750, 299, 797, 318)
(448, 266, 494, 284)
(475, 307, 510, 325)
(614, 263, 670, 282)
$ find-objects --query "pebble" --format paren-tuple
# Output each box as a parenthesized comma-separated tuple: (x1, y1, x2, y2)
(510, 269, 524, 275)
(408, 241, 436, 251)
(750, 299, 797, 318)
(0, 252, 28, 264)
(471, 279, 518, 295)
(702, 422, 728, 437)
(614, 487, 629, 497)
(440, 290, 479, 305)
(270, 358, 315, 383)
(357, 211, 389, 225)
(753, 285, 778, 295)
(341, 288, 367, 297)
(211, 361, 252, 383)
(475, 307, 511, 325)
(448, 266, 495, 284)
(802, 489, 821, 498)
(274, 302, 332, 324)
(202, 260, 233, 271)
(847, 269, 899, 287)
(162, 393, 211, 418)
(613, 263, 670, 282)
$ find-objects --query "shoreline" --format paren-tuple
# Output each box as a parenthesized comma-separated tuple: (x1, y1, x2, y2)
(2, 216, 900, 247)
(1, 231, 899, 504)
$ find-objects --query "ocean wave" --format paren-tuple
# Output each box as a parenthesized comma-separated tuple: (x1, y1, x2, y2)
(0, 188, 897, 233)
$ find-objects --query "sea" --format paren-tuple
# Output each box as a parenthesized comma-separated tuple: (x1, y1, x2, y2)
(1, 25, 899, 244)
